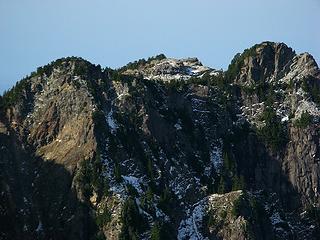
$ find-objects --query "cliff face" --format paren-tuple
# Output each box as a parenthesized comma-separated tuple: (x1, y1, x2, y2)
(0, 59, 102, 240)
(0, 43, 319, 240)
(233, 42, 320, 208)
(5, 59, 98, 170)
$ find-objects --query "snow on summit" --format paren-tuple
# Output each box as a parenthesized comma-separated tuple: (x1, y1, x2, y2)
(123, 57, 220, 82)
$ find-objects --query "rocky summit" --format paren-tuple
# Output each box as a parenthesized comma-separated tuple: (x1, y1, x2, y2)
(0, 41, 320, 240)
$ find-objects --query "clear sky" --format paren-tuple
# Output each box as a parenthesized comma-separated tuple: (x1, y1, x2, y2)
(1, 0, 319, 93)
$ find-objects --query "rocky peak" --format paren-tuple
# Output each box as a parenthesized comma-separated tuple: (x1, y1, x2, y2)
(229, 42, 296, 86)
(231, 42, 320, 212)
(122, 56, 220, 82)
(230, 41, 320, 123)
(234, 42, 319, 87)
(1, 57, 104, 171)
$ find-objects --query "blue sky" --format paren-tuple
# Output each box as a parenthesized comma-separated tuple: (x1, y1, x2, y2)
(1, 0, 319, 93)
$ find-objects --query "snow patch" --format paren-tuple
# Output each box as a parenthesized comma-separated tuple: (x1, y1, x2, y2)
(281, 116, 289, 122)
(35, 220, 43, 233)
(174, 120, 182, 130)
(270, 212, 284, 225)
(143, 58, 215, 82)
(210, 147, 222, 171)
(205, 145, 223, 176)
(122, 175, 143, 194)
(295, 100, 320, 118)
(178, 199, 207, 240)
(106, 109, 118, 133)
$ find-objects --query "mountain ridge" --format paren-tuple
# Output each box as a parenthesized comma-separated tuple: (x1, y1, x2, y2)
(1, 41, 320, 240)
